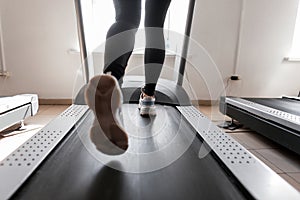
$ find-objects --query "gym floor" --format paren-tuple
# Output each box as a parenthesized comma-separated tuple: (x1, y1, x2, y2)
(0, 104, 300, 192)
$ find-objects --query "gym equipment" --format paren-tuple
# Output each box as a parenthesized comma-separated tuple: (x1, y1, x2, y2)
(0, 94, 38, 132)
(0, 0, 299, 199)
(1, 95, 299, 199)
(220, 96, 300, 155)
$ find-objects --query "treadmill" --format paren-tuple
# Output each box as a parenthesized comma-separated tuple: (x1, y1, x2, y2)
(0, 0, 299, 199)
(220, 96, 300, 155)
(0, 94, 39, 133)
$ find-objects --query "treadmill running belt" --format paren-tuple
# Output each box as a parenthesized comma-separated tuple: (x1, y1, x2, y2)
(12, 105, 248, 200)
(243, 98, 300, 116)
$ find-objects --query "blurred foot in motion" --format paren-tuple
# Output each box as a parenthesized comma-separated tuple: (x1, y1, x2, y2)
(85, 74, 128, 155)
(139, 87, 156, 117)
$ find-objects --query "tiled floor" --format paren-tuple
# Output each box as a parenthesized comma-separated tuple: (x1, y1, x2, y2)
(1, 104, 300, 192)
(197, 105, 300, 192)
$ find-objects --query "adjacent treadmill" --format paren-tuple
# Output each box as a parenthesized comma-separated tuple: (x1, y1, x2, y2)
(0, 94, 39, 132)
(0, 0, 299, 199)
(220, 96, 300, 155)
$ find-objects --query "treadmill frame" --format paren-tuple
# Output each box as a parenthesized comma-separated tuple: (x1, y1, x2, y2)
(220, 96, 300, 155)
(0, 105, 89, 199)
(0, 104, 299, 199)
(0, 94, 39, 132)
(1, 0, 299, 198)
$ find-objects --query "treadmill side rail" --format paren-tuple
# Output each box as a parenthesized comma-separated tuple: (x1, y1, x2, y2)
(0, 105, 89, 200)
(177, 106, 300, 200)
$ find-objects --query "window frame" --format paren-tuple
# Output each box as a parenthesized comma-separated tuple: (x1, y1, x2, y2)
(81, 0, 189, 55)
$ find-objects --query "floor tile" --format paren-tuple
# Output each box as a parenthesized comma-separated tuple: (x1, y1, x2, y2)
(229, 132, 280, 150)
(24, 115, 55, 126)
(37, 105, 69, 116)
(198, 106, 227, 120)
(37, 105, 52, 114)
(249, 150, 283, 173)
(256, 149, 300, 173)
(287, 173, 300, 184)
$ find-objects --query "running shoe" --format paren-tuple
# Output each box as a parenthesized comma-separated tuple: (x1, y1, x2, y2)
(85, 74, 128, 155)
(139, 89, 156, 116)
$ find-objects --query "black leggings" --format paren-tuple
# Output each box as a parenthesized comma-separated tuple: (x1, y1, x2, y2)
(104, 0, 171, 96)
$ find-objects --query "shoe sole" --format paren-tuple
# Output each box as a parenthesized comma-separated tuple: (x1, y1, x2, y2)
(85, 75, 128, 155)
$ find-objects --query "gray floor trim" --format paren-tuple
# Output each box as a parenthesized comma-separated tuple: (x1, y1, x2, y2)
(177, 106, 300, 200)
(0, 105, 88, 200)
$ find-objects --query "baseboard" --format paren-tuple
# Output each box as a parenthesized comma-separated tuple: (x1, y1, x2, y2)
(39, 99, 72, 105)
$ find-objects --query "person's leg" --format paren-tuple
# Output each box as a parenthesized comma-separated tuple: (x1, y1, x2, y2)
(85, 0, 141, 155)
(104, 0, 141, 80)
(143, 0, 171, 96)
(139, 0, 171, 116)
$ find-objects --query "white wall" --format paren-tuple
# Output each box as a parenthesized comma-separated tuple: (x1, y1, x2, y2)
(0, 0, 300, 100)
(0, 0, 80, 99)
(183, 0, 242, 100)
(233, 0, 300, 97)
(184, 0, 300, 100)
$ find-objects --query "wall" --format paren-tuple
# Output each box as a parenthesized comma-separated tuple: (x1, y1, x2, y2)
(183, 0, 242, 100)
(0, 0, 300, 100)
(232, 0, 300, 97)
(0, 0, 80, 99)
(184, 0, 300, 100)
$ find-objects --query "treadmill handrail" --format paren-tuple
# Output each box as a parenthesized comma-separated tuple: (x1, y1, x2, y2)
(74, 0, 89, 84)
(177, 0, 196, 86)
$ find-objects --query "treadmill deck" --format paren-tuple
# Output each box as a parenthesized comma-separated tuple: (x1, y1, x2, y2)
(1, 104, 299, 199)
(11, 105, 247, 200)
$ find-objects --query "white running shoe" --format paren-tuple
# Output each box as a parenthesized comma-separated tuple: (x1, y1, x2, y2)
(85, 74, 128, 155)
(138, 89, 156, 117)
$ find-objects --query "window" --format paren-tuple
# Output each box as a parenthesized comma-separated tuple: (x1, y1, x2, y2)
(81, 0, 189, 53)
(289, 1, 300, 60)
